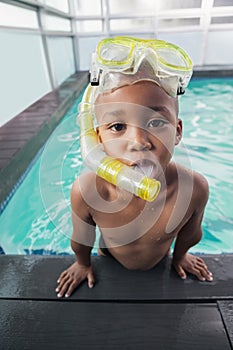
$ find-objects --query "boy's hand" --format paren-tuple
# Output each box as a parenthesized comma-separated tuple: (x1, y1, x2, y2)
(172, 253, 213, 282)
(56, 261, 95, 298)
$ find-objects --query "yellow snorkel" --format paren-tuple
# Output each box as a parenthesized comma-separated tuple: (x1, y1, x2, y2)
(79, 84, 161, 202)
(78, 36, 193, 202)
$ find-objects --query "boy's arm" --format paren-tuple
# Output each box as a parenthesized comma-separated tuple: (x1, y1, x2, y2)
(56, 176, 96, 298)
(172, 174, 213, 282)
(70, 176, 96, 265)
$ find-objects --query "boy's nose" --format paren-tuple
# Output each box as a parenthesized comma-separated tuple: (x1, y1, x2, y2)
(127, 126, 152, 151)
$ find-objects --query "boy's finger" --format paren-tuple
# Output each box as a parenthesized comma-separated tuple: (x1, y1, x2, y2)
(196, 260, 211, 273)
(191, 267, 206, 281)
(175, 265, 187, 279)
(57, 270, 68, 283)
(196, 265, 208, 278)
(57, 278, 73, 298)
(203, 269, 213, 281)
(195, 265, 213, 281)
(196, 257, 206, 265)
(87, 273, 95, 288)
(56, 274, 70, 290)
(206, 274, 213, 281)
(64, 276, 86, 297)
(57, 283, 67, 297)
(65, 282, 78, 298)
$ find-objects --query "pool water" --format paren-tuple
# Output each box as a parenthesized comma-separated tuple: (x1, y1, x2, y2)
(1, 78, 233, 255)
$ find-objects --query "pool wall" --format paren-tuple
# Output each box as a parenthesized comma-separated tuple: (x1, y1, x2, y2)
(0, 71, 89, 211)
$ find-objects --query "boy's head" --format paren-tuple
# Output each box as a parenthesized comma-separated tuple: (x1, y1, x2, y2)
(78, 36, 193, 198)
(89, 37, 193, 178)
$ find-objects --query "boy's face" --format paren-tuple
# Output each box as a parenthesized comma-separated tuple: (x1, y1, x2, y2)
(95, 81, 182, 179)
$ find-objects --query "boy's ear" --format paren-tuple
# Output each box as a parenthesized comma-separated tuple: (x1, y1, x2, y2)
(175, 119, 183, 145)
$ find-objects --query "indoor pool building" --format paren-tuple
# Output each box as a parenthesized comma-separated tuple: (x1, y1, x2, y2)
(0, 0, 233, 349)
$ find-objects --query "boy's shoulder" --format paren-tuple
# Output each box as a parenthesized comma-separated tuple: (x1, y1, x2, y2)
(171, 162, 209, 208)
(71, 171, 97, 199)
(72, 171, 96, 188)
(174, 162, 208, 187)
(192, 168, 209, 207)
(71, 171, 110, 203)
(70, 172, 96, 219)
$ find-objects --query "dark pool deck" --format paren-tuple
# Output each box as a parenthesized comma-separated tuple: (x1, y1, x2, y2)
(0, 254, 233, 349)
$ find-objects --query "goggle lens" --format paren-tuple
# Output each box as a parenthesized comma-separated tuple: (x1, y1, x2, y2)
(156, 47, 191, 70)
(98, 39, 192, 71)
(93, 37, 193, 96)
(99, 43, 132, 65)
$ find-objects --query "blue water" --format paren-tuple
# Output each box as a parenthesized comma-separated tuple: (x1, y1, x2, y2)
(1, 78, 233, 255)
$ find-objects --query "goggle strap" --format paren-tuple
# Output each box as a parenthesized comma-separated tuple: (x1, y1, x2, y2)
(177, 87, 185, 95)
(90, 53, 100, 86)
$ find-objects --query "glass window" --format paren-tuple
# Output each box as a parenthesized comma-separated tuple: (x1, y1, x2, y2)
(205, 30, 233, 65)
(110, 18, 155, 31)
(159, 17, 200, 28)
(213, 0, 233, 6)
(47, 37, 75, 85)
(74, 0, 102, 16)
(0, 3, 38, 29)
(76, 20, 103, 32)
(158, 31, 203, 66)
(44, 0, 69, 13)
(158, 0, 202, 10)
(42, 14, 71, 32)
(109, 0, 155, 15)
(78, 36, 105, 70)
(211, 16, 233, 24)
(0, 31, 51, 125)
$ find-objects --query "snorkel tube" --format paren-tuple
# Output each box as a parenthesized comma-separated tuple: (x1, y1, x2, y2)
(79, 84, 161, 202)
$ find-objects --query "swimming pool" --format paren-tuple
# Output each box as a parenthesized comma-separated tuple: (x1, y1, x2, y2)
(0, 78, 233, 255)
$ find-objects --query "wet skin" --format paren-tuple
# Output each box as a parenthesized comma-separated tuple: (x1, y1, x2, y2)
(56, 81, 213, 298)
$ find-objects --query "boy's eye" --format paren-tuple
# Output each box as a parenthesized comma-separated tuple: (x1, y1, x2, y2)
(147, 119, 167, 128)
(109, 123, 126, 132)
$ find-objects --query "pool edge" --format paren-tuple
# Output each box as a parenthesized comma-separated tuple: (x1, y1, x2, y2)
(0, 71, 89, 208)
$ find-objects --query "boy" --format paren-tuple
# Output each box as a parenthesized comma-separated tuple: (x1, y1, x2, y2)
(56, 37, 213, 298)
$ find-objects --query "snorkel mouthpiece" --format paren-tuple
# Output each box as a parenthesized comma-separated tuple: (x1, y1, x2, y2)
(78, 84, 161, 202)
(97, 156, 161, 201)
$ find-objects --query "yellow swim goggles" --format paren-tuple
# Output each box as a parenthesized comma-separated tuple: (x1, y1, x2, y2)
(90, 36, 193, 97)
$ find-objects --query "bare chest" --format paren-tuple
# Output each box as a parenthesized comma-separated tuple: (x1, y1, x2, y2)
(92, 189, 191, 248)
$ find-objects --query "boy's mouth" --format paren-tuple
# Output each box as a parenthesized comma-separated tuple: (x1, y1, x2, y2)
(132, 160, 157, 178)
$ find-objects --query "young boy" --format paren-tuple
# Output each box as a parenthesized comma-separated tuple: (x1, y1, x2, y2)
(56, 37, 213, 298)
